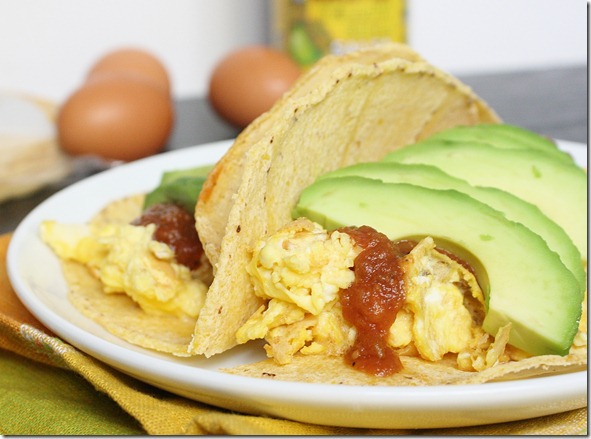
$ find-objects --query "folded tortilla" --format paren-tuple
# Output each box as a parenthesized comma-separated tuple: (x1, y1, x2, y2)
(221, 349, 587, 385)
(191, 42, 500, 357)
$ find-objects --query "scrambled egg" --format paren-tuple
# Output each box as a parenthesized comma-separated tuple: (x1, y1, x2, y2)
(392, 239, 486, 361)
(236, 218, 358, 363)
(40, 220, 207, 319)
(237, 218, 510, 371)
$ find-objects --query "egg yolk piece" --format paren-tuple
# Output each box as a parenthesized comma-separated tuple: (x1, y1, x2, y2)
(40, 220, 206, 319)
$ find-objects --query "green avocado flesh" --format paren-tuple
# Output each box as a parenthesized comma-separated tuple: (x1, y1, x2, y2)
(383, 142, 587, 259)
(319, 162, 586, 294)
(426, 124, 573, 164)
(143, 165, 212, 213)
(292, 177, 582, 356)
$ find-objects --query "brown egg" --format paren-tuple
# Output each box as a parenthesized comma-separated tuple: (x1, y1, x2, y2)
(208, 46, 301, 128)
(58, 76, 174, 161)
(87, 48, 171, 94)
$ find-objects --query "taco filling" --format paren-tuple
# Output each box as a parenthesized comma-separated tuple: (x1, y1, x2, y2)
(41, 201, 210, 321)
(236, 218, 527, 376)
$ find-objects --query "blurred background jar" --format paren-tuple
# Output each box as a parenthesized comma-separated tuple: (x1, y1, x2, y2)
(270, 0, 406, 68)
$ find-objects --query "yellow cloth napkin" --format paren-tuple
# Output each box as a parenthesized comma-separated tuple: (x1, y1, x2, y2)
(1, 233, 587, 435)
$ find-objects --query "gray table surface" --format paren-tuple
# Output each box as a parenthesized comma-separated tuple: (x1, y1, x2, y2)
(1, 65, 587, 235)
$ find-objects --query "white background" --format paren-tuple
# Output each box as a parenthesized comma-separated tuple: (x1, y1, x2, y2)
(0, 0, 587, 103)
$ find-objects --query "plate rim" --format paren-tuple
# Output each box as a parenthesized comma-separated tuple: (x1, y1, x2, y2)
(6, 138, 588, 429)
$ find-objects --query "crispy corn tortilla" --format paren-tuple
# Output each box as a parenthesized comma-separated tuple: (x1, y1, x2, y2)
(196, 43, 426, 269)
(89, 194, 144, 227)
(60, 194, 203, 356)
(221, 350, 587, 386)
(191, 43, 500, 356)
(65, 260, 195, 356)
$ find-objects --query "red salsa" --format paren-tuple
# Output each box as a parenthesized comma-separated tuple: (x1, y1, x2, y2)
(337, 226, 411, 377)
(132, 203, 204, 270)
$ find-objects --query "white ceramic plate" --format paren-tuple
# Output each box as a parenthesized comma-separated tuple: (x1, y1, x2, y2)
(7, 139, 588, 430)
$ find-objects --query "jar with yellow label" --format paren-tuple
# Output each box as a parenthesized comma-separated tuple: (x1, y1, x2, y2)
(270, 0, 407, 68)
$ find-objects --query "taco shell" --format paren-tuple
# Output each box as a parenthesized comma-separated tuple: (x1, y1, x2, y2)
(65, 259, 195, 356)
(196, 43, 426, 268)
(221, 349, 587, 386)
(191, 43, 500, 357)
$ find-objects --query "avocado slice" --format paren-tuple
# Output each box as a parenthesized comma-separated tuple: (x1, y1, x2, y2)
(143, 165, 213, 213)
(426, 124, 573, 164)
(319, 162, 586, 294)
(292, 176, 582, 356)
(383, 142, 587, 259)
